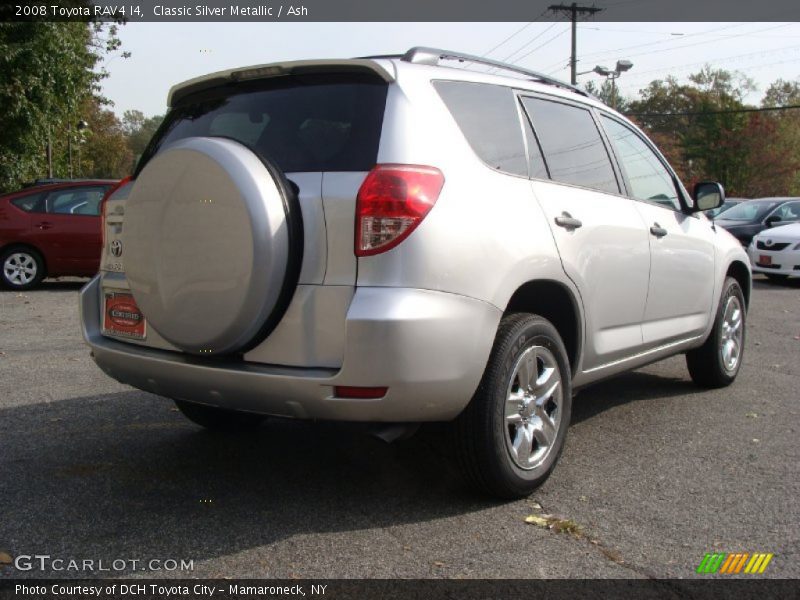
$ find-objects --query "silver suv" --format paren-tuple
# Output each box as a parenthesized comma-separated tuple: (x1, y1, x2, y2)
(80, 48, 750, 498)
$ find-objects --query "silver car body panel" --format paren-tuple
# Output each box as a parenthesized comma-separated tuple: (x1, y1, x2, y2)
(82, 276, 500, 421)
(83, 55, 751, 421)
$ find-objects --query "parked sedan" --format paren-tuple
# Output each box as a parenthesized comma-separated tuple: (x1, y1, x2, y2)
(714, 197, 800, 246)
(747, 222, 800, 281)
(0, 180, 117, 290)
(706, 197, 746, 219)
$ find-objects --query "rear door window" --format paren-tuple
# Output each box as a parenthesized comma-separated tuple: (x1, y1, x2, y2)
(521, 96, 619, 194)
(138, 72, 388, 174)
(434, 81, 530, 177)
(46, 186, 107, 216)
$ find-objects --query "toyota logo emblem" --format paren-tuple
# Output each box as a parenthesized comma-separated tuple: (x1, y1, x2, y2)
(765, 239, 774, 247)
(110, 239, 123, 257)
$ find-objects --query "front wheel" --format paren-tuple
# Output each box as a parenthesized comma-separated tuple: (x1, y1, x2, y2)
(686, 276, 746, 388)
(451, 313, 572, 499)
(173, 399, 266, 432)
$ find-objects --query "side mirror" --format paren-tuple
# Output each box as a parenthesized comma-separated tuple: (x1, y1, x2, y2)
(693, 181, 725, 212)
(765, 215, 782, 228)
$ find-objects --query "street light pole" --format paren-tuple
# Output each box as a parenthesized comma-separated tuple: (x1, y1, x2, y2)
(581, 60, 633, 110)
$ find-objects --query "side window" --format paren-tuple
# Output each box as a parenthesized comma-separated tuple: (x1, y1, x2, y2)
(10, 192, 45, 213)
(772, 201, 800, 222)
(600, 115, 681, 211)
(434, 81, 528, 177)
(46, 187, 107, 216)
(520, 97, 619, 194)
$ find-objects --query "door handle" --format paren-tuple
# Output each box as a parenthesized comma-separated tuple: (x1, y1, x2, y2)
(35, 222, 53, 230)
(555, 212, 583, 230)
(650, 223, 668, 238)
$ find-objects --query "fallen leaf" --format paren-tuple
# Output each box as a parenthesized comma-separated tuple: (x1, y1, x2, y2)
(524, 515, 550, 527)
(433, 561, 445, 567)
(752, 438, 760, 443)
(0, 551, 12, 565)
(530, 501, 542, 510)
(579, 495, 588, 502)
(745, 412, 758, 418)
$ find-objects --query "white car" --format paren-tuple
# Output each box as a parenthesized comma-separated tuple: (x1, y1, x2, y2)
(748, 222, 800, 280)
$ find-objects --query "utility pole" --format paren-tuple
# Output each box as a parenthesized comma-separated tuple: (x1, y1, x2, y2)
(548, 3, 603, 85)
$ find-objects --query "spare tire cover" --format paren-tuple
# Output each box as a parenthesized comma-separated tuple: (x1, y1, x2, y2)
(124, 137, 296, 355)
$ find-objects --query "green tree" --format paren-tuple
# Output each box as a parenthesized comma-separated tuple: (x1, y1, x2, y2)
(583, 79, 629, 113)
(122, 110, 164, 168)
(626, 67, 769, 195)
(0, 21, 123, 192)
(76, 97, 133, 179)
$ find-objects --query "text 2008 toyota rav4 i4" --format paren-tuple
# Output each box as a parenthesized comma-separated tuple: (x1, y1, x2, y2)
(81, 48, 750, 498)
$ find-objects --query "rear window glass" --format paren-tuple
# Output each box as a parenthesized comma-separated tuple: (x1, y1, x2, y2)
(138, 73, 387, 174)
(434, 81, 528, 177)
(10, 192, 44, 213)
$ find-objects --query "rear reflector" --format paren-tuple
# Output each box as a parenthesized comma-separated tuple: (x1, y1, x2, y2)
(334, 386, 388, 399)
(355, 164, 444, 256)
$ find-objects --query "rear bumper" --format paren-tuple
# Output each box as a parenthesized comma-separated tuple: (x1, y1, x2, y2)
(80, 276, 501, 422)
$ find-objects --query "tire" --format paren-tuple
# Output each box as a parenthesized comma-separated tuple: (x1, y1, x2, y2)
(765, 274, 789, 283)
(1, 247, 45, 290)
(173, 399, 266, 432)
(452, 313, 572, 499)
(686, 276, 746, 388)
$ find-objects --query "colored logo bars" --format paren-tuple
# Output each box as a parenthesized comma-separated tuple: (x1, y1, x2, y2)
(696, 552, 774, 574)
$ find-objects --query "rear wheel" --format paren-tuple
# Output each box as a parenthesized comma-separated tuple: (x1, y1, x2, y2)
(686, 276, 746, 388)
(1, 247, 45, 290)
(452, 313, 572, 499)
(173, 399, 266, 432)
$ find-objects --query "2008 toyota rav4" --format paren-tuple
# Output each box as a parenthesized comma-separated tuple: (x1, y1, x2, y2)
(81, 48, 750, 498)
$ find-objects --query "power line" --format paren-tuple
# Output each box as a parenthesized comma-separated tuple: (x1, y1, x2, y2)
(509, 26, 571, 65)
(617, 24, 795, 62)
(615, 55, 800, 96)
(500, 22, 559, 62)
(616, 45, 800, 84)
(579, 22, 769, 62)
(625, 105, 800, 117)
(482, 22, 535, 57)
(481, 8, 550, 58)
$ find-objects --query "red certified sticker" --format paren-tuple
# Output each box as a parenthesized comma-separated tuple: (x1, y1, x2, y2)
(103, 293, 146, 340)
(758, 255, 772, 266)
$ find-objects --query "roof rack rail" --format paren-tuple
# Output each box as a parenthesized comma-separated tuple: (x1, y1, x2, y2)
(399, 46, 591, 98)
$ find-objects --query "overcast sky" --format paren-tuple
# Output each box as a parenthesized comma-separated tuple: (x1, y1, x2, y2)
(100, 22, 800, 117)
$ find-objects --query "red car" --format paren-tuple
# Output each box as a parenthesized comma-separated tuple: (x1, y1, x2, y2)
(0, 180, 117, 290)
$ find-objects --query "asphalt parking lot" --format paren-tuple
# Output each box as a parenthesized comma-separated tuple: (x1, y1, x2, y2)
(0, 276, 798, 580)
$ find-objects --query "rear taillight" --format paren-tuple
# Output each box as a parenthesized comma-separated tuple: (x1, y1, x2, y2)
(355, 165, 444, 257)
(101, 176, 131, 247)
